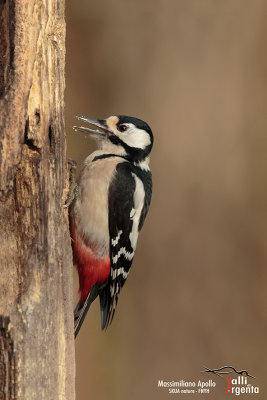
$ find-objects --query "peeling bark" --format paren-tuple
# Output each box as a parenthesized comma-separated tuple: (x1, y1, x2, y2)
(0, 0, 75, 399)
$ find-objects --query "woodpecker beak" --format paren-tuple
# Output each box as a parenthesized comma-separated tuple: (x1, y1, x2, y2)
(73, 116, 112, 137)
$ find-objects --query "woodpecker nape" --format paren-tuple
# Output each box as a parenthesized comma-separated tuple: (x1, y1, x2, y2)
(69, 115, 153, 337)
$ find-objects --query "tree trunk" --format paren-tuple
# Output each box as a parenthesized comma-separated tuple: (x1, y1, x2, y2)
(0, 0, 75, 399)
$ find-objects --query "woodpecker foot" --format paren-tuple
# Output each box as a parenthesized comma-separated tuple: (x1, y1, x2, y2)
(64, 158, 78, 208)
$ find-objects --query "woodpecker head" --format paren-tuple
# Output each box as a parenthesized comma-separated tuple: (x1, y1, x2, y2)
(73, 115, 153, 162)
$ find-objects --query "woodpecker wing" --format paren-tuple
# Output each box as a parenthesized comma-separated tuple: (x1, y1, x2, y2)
(100, 161, 152, 329)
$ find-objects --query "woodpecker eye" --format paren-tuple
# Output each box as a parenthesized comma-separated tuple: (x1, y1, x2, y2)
(118, 124, 128, 132)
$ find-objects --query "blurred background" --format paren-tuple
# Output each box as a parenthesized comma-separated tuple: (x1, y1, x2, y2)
(65, 1, 267, 399)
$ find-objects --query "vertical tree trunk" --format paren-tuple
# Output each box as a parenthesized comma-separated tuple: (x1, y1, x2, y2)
(0, 0, 75, 399)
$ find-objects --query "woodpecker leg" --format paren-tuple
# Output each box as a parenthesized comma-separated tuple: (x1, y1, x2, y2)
(64, 158, 78, 208)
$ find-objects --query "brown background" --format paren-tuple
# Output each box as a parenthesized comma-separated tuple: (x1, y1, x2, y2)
(65, 1, 267, 399)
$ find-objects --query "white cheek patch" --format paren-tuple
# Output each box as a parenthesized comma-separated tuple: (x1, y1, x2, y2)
(117, 125, 151, 150)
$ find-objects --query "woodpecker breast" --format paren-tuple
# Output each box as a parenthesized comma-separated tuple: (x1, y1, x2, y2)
(72, 152, 125, 255)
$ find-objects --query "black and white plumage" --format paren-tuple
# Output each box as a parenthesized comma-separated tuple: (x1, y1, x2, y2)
(101, 161, 152, 327)
(71, 115, 153, 336)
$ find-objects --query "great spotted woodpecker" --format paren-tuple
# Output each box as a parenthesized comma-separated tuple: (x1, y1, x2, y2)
(70, 115, 153, 337)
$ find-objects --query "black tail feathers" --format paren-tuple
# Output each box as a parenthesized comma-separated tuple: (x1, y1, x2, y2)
(74, 284, 100, 337)
(74, 282, 108, 337)
(99, 284, 119, 330)
(99, 285, 110, 330)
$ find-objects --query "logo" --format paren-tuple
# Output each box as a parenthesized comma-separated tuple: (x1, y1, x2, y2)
(201, 365, 260, 395)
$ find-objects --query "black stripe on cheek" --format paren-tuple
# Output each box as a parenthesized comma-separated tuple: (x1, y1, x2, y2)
(92, 154, 129, 162)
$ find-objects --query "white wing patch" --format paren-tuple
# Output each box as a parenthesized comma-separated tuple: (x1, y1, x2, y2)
(130, 208, 135, 218)
(129, 173, 145, 250)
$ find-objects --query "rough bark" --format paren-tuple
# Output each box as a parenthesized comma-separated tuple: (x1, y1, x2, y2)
(0, 0, 75, 399)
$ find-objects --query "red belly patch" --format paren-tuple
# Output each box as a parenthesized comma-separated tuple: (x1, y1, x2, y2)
(71, 222, 110, 302)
